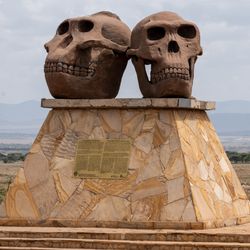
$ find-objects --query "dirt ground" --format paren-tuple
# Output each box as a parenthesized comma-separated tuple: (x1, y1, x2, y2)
(0, 162, 249, 201)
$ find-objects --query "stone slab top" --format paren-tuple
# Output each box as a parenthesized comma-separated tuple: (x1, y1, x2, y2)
(0, 222, 250, 234)
(41, 98, 216, 110)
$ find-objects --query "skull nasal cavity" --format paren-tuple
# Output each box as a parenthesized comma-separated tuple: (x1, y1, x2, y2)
(60, 34, 73, 48)
(168, 40, 179, 53)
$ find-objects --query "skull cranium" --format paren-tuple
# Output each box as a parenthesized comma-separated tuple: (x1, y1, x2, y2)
(128, 11, 202, 98)
(44, 11, 131, 99)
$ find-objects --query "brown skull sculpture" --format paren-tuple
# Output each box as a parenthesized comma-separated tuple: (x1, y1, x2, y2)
(128, 11, 202, 98)
(44, 11, 131, 99)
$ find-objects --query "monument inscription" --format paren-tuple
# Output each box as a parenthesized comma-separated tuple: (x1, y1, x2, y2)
(74, 139, 131, 179)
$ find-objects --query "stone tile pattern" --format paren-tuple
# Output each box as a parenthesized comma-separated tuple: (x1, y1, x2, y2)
(41, 98, 215, 110)
(1, 108, 249, 228)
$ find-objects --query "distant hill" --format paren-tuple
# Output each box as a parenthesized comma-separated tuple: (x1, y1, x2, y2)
(208, 100, 250, 135)
(0, 100, 47, 123)
(213, 100, 250, 114)
(209, 113, 250, 135)
(0, 99, 250, 137)
(0, 101, 48, 137)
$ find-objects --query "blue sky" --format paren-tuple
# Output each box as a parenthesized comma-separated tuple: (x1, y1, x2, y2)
(0, 0, 250, 103)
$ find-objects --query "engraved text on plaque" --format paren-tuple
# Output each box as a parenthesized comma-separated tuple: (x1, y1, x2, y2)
(74, 139, 131, 179)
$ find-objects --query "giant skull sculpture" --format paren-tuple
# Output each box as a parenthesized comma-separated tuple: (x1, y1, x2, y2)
(44, 11, 131, 99)
(128, 11, 202, 98)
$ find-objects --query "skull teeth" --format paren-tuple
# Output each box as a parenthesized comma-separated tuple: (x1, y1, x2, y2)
(44, 61, 95, 77)
(151, 67, 190, 84)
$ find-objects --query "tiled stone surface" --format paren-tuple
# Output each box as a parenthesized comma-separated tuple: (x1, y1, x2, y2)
(175, 110, 250, 227)
(1, 108, 249, 229)
(41, 98, 216, 110)
(5, 168, 40, 219)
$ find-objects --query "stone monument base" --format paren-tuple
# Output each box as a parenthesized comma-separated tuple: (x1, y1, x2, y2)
(1, 98, 249, 229)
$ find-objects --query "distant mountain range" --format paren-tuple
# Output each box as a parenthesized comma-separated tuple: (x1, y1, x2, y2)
(210, 100, 250, 135)
(0, 100, 47, 122)
(0, 100, 48, 135)
(213, 100, 250, 114)
(0, 99, 250, 139)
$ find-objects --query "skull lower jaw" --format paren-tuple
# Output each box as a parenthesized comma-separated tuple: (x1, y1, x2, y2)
(152, 78, 193, 98)
(45, 71, 123, 99)
(45, 73, 94, 99)
(138, 57, 195, 98)
(139, 72, 192, 98)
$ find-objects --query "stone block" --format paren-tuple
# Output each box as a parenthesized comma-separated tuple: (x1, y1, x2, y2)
(41, 98, 216, 110)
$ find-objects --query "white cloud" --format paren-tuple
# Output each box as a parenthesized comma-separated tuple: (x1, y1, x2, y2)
(0, 0, 250, 103)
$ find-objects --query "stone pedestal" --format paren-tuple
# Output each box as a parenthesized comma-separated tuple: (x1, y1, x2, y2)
(1, 98, 249, 229)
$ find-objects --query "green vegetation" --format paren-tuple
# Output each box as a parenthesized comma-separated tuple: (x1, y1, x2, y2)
(0, 153, 26, 163)
(0, 143, 30, 154)
(226, 151, 250, 164)
(0, 176, 14, 203)
(0, 187, 6, 203)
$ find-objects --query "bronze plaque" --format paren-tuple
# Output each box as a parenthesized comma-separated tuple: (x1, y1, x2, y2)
(74, 139, 131, 179)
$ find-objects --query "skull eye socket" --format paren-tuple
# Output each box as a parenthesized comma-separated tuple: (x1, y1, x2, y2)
(177, 24, 196, 39)
(147, 27, 165, 40)
(57, 21, 69, 35)
(78, 20, 94, 32)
